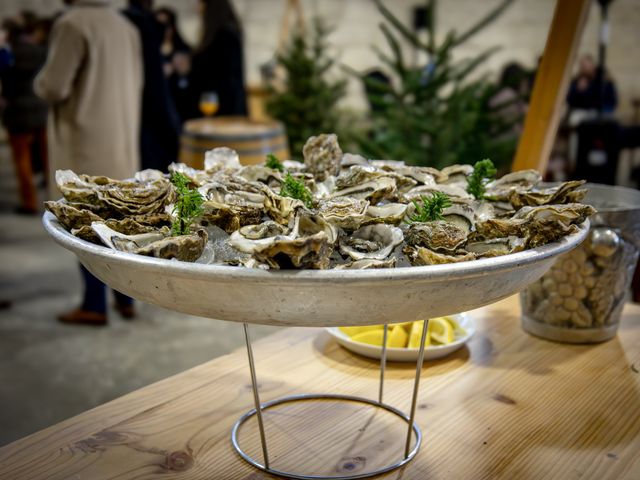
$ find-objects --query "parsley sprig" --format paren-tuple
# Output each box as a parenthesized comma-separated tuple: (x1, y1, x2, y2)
(265, 153, 285, 172)
(409, 191, 452, 223)
(466, 158, 497, 199)
(280, 173, 313, 208)
(170, 172, 204, 236)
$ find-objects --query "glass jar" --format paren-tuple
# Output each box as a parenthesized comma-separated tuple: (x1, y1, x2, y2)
(521, 184, 640, 343)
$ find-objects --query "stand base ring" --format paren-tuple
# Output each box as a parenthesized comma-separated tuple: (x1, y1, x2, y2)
(231, 393, 422, 480)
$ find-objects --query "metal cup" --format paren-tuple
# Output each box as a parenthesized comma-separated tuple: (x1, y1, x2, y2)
(521, 183, 640, 343)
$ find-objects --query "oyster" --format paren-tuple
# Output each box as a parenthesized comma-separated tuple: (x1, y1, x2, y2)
(91, 221, 206, 262)
(318, 197, 369, 231)
(404, 245, 476, 265)
(474, 204, 596, 247)
(439, 164, 474, 185)
(237, 165, 283, 186)
(405, 221, 468, 253)
(364, 203, 408, 225)
(331, 176, 397, 204)
(402, 183, 472, 203)
(303, 133, 342, 181)
(56, 170, 174, 216)
(336, 165, 416, 195)
(339, 224, 403, 261)
(45, 201, 104, 230)
(261, 185, 307, 225)
(229, 215, 333, 269)
(464, 236, 526, 257)
(508, 180, 587, 209)
(441, 203, 477, 234)
(484, 169, 542, 201)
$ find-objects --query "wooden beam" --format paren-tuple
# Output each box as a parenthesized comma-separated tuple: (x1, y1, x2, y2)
(512, 0, 591, 172)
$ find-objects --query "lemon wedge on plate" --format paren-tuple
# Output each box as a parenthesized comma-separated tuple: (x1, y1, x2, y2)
(408, 321, 430, 348)
(351, 329, 385, 346)
(428, 317, 454, 344)
(388, 325, 408, 347)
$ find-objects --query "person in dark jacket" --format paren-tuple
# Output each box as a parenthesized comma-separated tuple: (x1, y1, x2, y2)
(0, 19, 48, 214)
(155, 6, 190, 76)
(123, 0, 181, 172)
(190, 0, 248, 116)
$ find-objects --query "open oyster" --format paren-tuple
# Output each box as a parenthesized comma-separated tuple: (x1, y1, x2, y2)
(405, 221, 468, 253)
(508, 180, 587, 209)
(338, 224, 403, 261)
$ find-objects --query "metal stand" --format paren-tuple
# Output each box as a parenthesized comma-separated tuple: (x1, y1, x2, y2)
(231, 320, 430, 480)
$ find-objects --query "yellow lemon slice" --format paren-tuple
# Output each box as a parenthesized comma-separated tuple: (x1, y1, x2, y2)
(388, 321, 414, 332)
(351, 330, 385, 346)
(444, 316, 466, 336)
(388, 325, 409, 348)
(339, 325, 383, 337)
(428, 317, 454, 344)
(408, 320, 430, 349)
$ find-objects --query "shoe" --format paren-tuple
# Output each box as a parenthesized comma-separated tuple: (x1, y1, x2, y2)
(58, 308, 107, 326)
(115, 303, 136, 319)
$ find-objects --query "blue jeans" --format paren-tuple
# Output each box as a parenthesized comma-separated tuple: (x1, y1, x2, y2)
(80, 264, 133, 314)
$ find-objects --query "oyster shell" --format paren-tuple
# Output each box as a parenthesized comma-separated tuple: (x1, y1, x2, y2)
(405, 221, 468, 253)
(261, 185, 307, 225)
(404, 245, 476, 265)
(91, 221, 206, 262)
(439, 164, 474, 185)
(464, 236, 526, 257)
(331, 176, 397, 204)
(484, 169, 542, 201)
(339, 224, 404, 261)
(508, 180, 587, 209)
(335, 165, 416, 196)
(402, 183, 472, 202)
(364, 203, 408, 226)
(45, 201, 103, 230)
(474, 204, 596, 247)
(56, 170, 174, 216)
(303, 133, 343, 181)
(318, 197, 369, 231)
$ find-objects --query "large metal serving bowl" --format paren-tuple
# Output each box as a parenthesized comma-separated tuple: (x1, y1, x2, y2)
(43, 212, 589, 327)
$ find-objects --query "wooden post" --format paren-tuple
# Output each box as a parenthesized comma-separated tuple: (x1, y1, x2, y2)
(512, 0, 591, 172)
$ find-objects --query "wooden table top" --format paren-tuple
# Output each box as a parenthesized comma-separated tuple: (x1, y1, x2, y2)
(1, 296, 639, 480)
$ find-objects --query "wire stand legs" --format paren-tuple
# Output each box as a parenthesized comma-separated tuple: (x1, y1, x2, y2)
(231, 321, 429, 479)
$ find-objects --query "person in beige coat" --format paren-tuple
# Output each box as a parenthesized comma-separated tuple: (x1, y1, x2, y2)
(35, 0, 143, 325)
(35, 0, 142, 181)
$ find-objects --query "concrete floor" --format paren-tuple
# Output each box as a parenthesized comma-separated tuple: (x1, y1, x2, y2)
(0, 142, 277, 446)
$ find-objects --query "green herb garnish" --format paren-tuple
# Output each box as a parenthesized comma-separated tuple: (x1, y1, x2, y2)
(466, 158, 497, 199)
(265, 153, 285, 172)
(280, 173, 313, 208)
(409, 191, 452, 223)
(170, 172, 204, 236)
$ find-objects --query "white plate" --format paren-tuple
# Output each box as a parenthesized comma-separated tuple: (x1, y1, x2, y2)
(326, 313, 475, 362)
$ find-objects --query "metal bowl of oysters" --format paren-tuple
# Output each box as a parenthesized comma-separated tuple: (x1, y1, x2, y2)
(521, 183, 640, 343)
(43, 134, 592, 327)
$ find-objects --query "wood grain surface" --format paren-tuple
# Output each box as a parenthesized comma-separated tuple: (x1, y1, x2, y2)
(1, 296, 639, 480)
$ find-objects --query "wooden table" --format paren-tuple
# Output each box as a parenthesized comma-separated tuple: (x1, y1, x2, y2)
(1, 296, 639, 480)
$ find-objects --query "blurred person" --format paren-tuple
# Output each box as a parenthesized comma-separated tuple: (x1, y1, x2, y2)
(567, 53, 618, 113)
(0, 18, 48, 214)
(190, 0, 248, 116)
(168, 50, 199, 122)
(155, 6, 190, 76)
(123, 0, 181, 172)
(490, 62, 530, 135)
(34, 0, 142, 325)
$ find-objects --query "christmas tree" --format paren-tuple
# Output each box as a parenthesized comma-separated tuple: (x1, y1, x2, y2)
(266, 19, 347, 159)
(358, 0, 519, 170)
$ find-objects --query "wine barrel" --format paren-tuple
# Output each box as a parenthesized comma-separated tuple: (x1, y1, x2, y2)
(179, 116, 289, 167)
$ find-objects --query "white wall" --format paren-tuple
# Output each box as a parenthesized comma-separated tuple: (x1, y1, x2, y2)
(2, 0, 639, 119)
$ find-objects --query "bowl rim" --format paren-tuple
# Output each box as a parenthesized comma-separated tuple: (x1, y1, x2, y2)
(42, 211, 589, 284)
